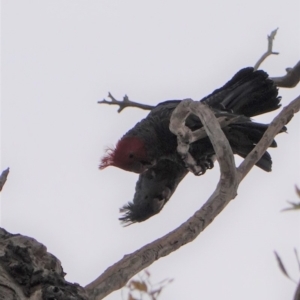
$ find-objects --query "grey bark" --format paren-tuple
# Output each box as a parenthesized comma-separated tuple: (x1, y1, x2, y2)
(0, 228, 88, 300)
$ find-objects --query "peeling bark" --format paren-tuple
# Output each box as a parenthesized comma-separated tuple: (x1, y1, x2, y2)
(0, 228, 88, 300)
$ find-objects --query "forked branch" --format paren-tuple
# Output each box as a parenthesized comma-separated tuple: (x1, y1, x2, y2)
(98, 93, 154, 113)
(86, 95, 300, 299)
(98, 29, 299, 115)
(254, 28, 279, 70)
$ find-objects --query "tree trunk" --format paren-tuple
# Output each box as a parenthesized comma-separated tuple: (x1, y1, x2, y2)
(0, 227, 88, 300)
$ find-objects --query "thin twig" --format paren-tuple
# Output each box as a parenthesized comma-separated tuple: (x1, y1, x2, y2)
(0, 168, 9, 192)
(98, 93, 154, 113)
(254, 28, 279, 70)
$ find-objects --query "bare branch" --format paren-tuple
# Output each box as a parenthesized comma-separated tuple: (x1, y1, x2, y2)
(85, 101, 239, 299)
(254, 28, 279, 70)
(98, 93, 154, 113)
(98, 61, 300, 115)
(270, 61, 300, 88)
(86, 95, 300, 299)
(252, 29, 300, 88)
(92, 28, 299, 297)
(237, 94, 300, 181)
(0, 168, 9, 192)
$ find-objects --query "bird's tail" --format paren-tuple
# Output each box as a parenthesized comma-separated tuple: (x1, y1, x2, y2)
(201, 67, 281, 117)
(224, 122, 287, 171)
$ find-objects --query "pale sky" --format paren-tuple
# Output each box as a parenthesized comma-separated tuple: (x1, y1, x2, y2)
(1, 1, 300, 299)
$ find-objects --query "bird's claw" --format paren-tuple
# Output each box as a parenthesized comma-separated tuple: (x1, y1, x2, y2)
(183, 155, 214, 176)
(199, 157, 214, 170)
(195, 156, 214, 175)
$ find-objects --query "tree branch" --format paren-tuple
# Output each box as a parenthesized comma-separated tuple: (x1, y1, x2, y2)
(97, 93, 154, 113)
(98, 30, 299, 114)
(237, 95, 300, 181)
(85, 100, 238, 299)
(0, 168, 9, 192)
(270, 61, 300, 88)
(252, 28, 300, 88)
(254, 28, 279, 70)
(86, 95, 300, 299)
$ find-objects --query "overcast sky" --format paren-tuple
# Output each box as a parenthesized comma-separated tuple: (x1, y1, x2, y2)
(1, 1, 300, 299)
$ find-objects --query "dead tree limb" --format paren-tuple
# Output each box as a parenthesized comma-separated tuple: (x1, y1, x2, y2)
(270, 61, 300, 88)
(253, 28, 300, 88)
(98, 29, 298, 114)
(85, 95, 300, 299)
(1, 95, 298, 299)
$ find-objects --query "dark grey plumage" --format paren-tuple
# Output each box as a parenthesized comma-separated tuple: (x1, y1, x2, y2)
(101, 67, 286, 224)
(119, 160, 187, 225)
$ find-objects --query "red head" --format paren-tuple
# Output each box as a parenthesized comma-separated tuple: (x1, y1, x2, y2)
(100, 136, 152, 173)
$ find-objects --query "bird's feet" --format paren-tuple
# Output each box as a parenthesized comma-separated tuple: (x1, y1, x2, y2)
(182, 154, 214, 176)
(195, 156, 214, 175)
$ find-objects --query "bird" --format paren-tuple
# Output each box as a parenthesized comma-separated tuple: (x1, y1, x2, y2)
(119, 159, 188, 225)
(100, 67, 287, 224)
(100, 67, 285, 175)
